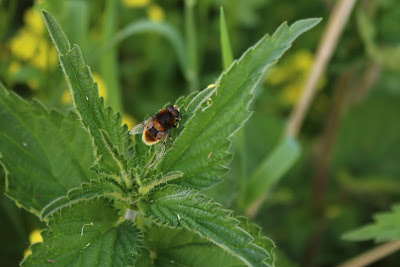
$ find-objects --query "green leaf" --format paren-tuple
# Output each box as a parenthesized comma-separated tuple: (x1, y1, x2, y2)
(159, 18, 320, 190)
(40, 179, 129, 220)
(42, 11, 134, 189)
(241, 136, 300, 211)
(236, 217, 276, 266)
(0, 83, 95, 215)
(220, 7, 234, 70)
(342, 204, 400, 243)
(136, 223, 243, 266)
(138, 184, 273, 266)
(22, 198, 143, 266)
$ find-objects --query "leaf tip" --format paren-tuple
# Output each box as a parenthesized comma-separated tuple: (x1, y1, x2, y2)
(41, 10, 71, 55)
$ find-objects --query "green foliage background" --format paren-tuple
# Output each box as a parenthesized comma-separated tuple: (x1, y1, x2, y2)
(1, 0, 400, 266)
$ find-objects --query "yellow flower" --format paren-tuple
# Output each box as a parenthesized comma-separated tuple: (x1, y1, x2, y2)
(61, 90, 72, 104)
(28, 80, 40, 91)
(9, 7, 57, 71)
(10, 29, 38, 61)
(267, 67, 287, 86)
(23, 248, 32, 258)
(122, 114, 137, 130)
(30, 39, 58, 70)
(122, 0, 150, 8)
(24, 8, 45, 34)
(281, 83, 303, 105)
(267, 50, 325, 105)
(29, 229, 43, 244)
(23, 229, 43, 259)
(92, 73, 107, 100)
(292, 50, 314, 71)
(147, 5, 165, 22)
(8, 61, 21, 76)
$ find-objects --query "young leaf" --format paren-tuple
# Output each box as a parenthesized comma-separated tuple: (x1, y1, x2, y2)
(22, 198, 143, 266)
(138, 184, 273, 266)
(220, 7, 234, 70)
(0, 83, 95, 215)
(42, 11, 134, 189)
(39, 179, 129, 220)
(159, 18, 321, 189)
(342, 204, 400, 243)
(241, 135, 300, 211)
(136, 223, 242, 266)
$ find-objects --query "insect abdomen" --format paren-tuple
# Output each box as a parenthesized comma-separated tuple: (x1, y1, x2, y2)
(143, 122, 164, 145)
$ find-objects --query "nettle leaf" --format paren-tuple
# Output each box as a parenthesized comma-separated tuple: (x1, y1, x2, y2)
(0, 83, 95, 215)
(159, 18, 321, 189)
(136, 223, 243, 266)
(42, 11, 134, 189)
(40, 179, 130, 220)
(22, 198, 143, 266)
(138, 184, 273, 266)
(342, 204, 400, 243)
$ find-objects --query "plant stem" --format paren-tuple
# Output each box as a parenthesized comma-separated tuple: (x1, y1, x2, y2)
(286, 0, 358, 137)
(336, 241, 400, 267)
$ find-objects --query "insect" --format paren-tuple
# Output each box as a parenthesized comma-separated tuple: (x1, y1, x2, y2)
(129, 105, 181, 147)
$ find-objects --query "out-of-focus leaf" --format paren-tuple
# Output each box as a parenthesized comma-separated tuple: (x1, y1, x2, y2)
(220, 7, 234, 70)
(240, 135, 300, 211)
(342, 204, 400, 242)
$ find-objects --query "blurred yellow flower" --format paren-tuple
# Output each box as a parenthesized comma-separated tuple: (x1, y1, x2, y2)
(61, 90, 71, 104)
(23, 248, 32, 258)
(9, 8, 58, 71)
(24, 8, 45, 34)
(281, 83, 302, 105)
(267, 50, 326, 105)
(29, 229, 43, 244)
(147, 5, 165, 22)
(30, 39, 58, 70)
(122, 114, 137, 130)
(122, 0, 150, 8)
(292, 50, 314, 71)
(10, 29, 37, 61)
(92, 73, 108, 100)
(23, 229, 43, 259)
(8, 61, 21, 76)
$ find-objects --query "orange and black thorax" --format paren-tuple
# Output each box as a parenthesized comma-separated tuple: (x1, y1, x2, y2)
(154, 109, 177, 131)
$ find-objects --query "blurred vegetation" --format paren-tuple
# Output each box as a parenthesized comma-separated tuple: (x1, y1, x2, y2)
(0, 0, 400, 266)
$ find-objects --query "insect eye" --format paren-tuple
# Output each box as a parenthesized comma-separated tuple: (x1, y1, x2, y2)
(167, 105, 179, 117)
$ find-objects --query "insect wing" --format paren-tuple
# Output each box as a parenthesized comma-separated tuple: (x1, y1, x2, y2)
(129, 117, 152, 135)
